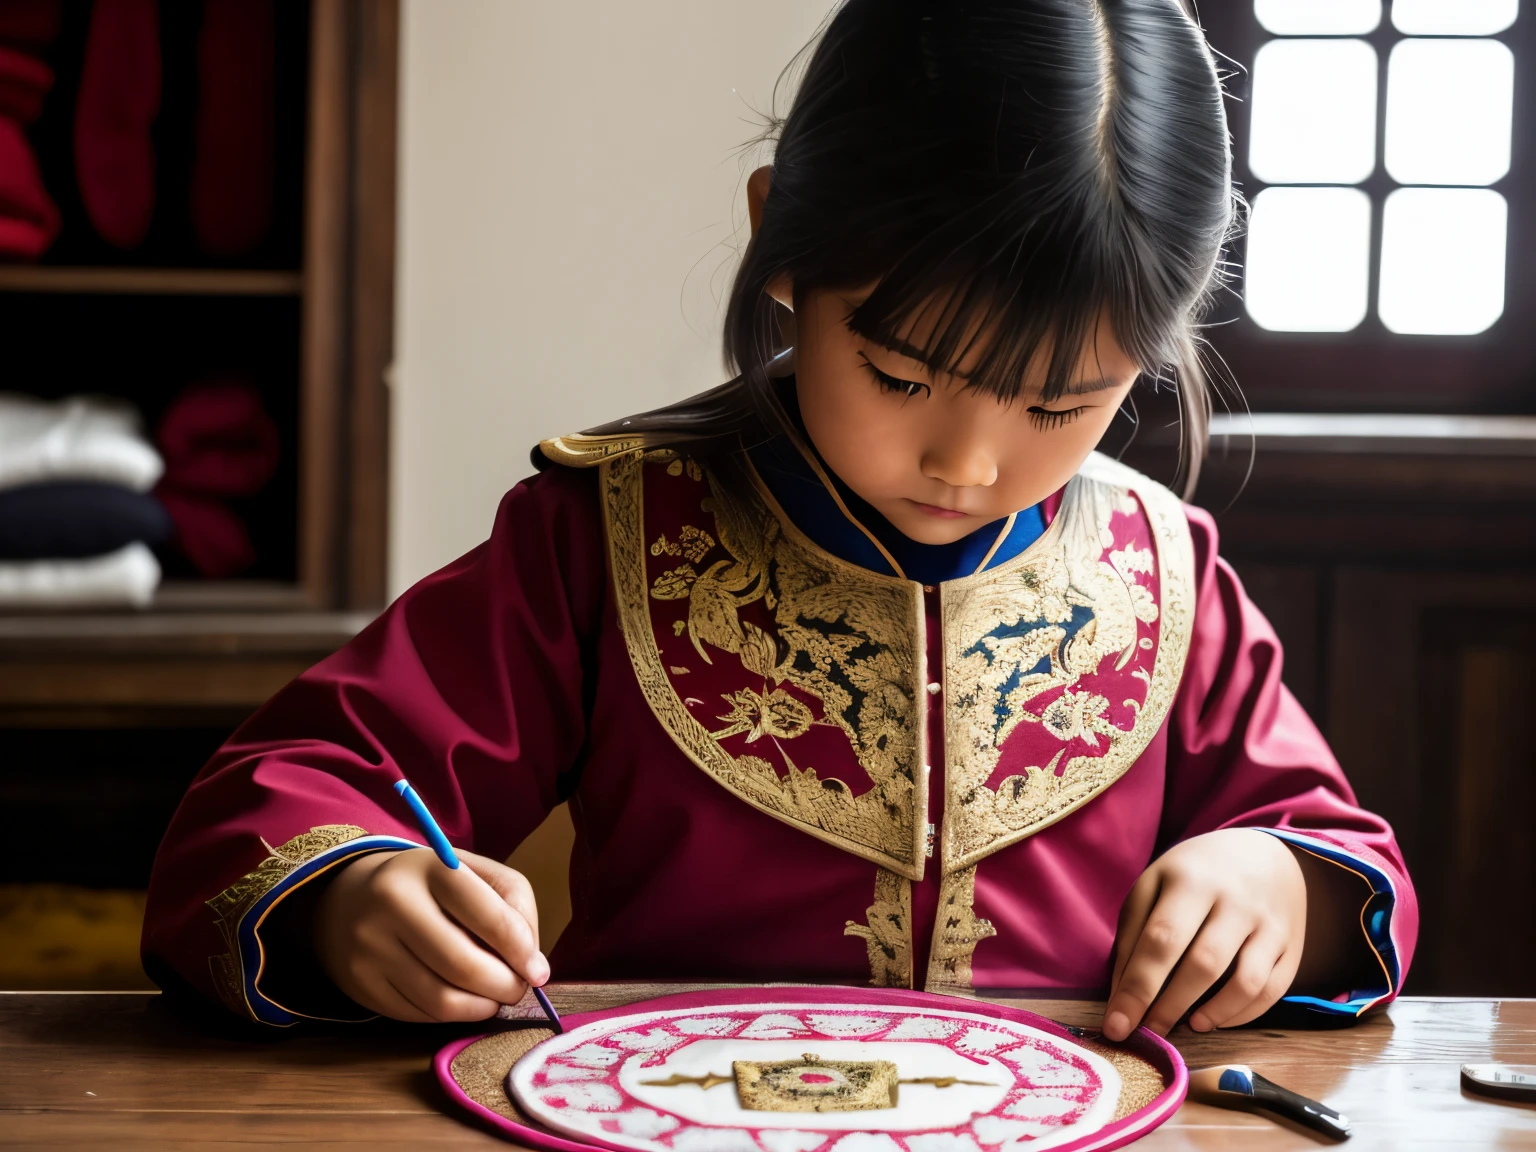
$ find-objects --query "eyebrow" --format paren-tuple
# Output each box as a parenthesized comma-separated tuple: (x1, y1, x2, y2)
(875, 338, 1128, 397)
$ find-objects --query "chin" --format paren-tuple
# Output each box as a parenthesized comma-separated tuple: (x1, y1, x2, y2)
(886, 514, 979, 547)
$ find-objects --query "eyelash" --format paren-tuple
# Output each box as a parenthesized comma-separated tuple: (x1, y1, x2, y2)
(860, 354, 1089, 430)
(859, 355, 931, 399)
(1027, 405, 1089, 431)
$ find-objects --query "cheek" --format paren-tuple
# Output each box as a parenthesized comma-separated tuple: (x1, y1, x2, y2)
(800, 377, 908, 483)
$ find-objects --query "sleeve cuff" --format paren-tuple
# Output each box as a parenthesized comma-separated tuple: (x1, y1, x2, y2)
(1257, 828, 1401, 1019)
(207, 827, 422, 1026)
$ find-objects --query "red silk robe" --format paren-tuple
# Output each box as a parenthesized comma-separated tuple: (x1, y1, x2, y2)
(142, 435, 1415, 1026)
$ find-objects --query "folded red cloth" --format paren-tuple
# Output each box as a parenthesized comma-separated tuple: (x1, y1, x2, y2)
(153, 488, 255, 580)
(154, 379, 280, 579)
(191, 0, 274, 256)
(0, 44, 52, 122)
(0, 1, 59, 262)
(75, 0, 161, 250)
(157, 378, 280, 497)
(0, 0, 61, 51)
(0, 116, 59, 259)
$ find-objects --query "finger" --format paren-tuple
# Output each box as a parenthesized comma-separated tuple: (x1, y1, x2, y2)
(462, 851, 540, 939)
(428, 860, 549, 987)
(1110, 870, 1161, 996)
(1198, 944, 1298, 1031)
(382, 936, 502, 1023)
(390, 886, 530, 1006)
(1142, 911, 1253, 1036)
(1187, 933, 1283, 1032)
(1102, 886, 1212, 1041)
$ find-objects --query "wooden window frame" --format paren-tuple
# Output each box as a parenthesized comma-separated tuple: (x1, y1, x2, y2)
(1198, 2, 1535, 414)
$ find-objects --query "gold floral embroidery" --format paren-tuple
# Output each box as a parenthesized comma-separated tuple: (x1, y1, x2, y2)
(929, 455, 1196, 983)
(603, 449, 929, 877)
(845, 867, 914, 988)
(925, 865, 997, 989)
(593, 436, 1193, 990)
(714, 687, 815, 742)
(940, 465, 1193, 871)
(651, 525, 716, 563)
(205, 824, 368, 1018)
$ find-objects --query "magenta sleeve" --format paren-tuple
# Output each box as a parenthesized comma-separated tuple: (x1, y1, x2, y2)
(141, 466, 607, 1022)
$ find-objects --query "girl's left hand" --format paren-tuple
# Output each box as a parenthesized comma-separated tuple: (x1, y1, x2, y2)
(1102, 828, 1306, 1041)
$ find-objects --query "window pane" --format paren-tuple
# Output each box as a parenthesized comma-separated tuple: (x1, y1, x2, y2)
(1245, 188, 1373, 332)
(1379, 189, 1507, 335)
(1250, 40, 1378, 184)
(1392, 0, 1518, 35)
(1256, 0, 1382, 34)
(1385, 39, 1514, 186)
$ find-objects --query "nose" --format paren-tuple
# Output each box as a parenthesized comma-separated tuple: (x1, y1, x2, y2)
(919, 435, 997, 488)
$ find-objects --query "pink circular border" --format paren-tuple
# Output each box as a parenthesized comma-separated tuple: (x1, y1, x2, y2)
(434, 987, 1187, 1152)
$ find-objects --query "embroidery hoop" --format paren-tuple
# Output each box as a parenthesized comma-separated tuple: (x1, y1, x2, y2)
(434, 987, 1186, 1151)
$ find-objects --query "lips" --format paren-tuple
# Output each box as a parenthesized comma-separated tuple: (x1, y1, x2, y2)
(908, 500, 969, 520)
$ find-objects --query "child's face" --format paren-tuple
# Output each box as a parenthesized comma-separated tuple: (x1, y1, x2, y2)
(792, 287, 1140, 546)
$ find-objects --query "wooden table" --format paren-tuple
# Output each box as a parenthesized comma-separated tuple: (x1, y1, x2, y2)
(3, 987, 1534, 1148)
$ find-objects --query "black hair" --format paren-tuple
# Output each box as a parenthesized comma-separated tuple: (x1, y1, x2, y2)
(583, 0, 1233, 496)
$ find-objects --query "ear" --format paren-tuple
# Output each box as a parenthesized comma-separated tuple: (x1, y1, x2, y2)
(747, 166, 795, 312)
(747, 165, 772, 234)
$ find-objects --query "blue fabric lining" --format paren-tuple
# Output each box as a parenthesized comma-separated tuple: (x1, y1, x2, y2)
(746, 429, 1045, 584)
(1259, 828, 1400, 1018)
(234, 834, 420, 1025)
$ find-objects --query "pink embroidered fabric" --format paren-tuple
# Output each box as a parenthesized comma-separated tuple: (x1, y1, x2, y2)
(435, 988, 1186, 1152)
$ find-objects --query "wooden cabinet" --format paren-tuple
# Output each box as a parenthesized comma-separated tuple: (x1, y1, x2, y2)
(0, 2, 399, 914)
(0, 0, 398, 730)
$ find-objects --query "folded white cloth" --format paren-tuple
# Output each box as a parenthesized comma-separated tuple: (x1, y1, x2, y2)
(0, 394, 164, 492)
(0, 542, 161, 608)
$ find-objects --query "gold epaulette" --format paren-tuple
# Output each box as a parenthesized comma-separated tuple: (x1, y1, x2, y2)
(537, 432, 652, 469)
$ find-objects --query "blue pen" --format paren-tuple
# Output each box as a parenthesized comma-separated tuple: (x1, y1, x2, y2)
(392, 778, 563, 1033)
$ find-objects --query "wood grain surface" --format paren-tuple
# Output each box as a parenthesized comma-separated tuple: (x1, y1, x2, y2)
(2, 987, 1533, 1149)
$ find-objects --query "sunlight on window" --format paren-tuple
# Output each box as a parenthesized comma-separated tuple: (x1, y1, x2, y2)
(1246, 188, 1373, 332)
(1378, 189, 1508, 335)
(1255, 0, 1382, 34)
(1385, 39, 1514, 186)
(1392, 0, 1518, 35)
(1249, 40, 1379, 185)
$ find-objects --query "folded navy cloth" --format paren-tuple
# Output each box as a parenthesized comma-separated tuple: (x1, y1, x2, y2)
(0, 481, 173, 560)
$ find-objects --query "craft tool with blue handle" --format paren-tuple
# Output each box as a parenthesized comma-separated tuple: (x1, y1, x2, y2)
(1189, 1064, 1349, 1140)
(392, 778, 563, 1033)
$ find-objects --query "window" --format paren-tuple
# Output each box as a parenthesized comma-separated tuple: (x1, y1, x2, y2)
(1244, 1, 1516, 336)
(1197, 2, 1533, 411)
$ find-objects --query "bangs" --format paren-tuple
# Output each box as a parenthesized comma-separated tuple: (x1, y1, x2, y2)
(838, 209, 1165, 405)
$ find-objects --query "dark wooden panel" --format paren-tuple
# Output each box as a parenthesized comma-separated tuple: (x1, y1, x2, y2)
(1327, 569, 1536, 996)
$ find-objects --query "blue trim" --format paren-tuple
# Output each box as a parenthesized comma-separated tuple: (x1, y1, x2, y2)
(747, 429, 1046, 584)
(236, 834, 420, 1025)
(1259, 828, 1400, 1019)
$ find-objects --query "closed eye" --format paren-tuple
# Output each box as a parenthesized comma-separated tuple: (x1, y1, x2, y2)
(859, 353, 931, 400)
(1027, 405, 1090, 431)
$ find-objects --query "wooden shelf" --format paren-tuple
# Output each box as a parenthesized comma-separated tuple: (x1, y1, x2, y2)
(0, 609, 375, 725)
(0, 266, 303, 296)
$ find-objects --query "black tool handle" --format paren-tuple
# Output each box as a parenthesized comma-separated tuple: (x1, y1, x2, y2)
(1249, 1072, 1352, 1140)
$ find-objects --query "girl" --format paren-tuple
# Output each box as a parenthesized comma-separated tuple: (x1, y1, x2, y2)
(143, 0, 1414, 1043)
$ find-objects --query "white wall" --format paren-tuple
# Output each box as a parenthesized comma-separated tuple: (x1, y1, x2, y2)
(391, 0, 833, 595)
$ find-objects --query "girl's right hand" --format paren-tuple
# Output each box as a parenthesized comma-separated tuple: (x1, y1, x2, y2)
(314, 847, 547, 1022)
